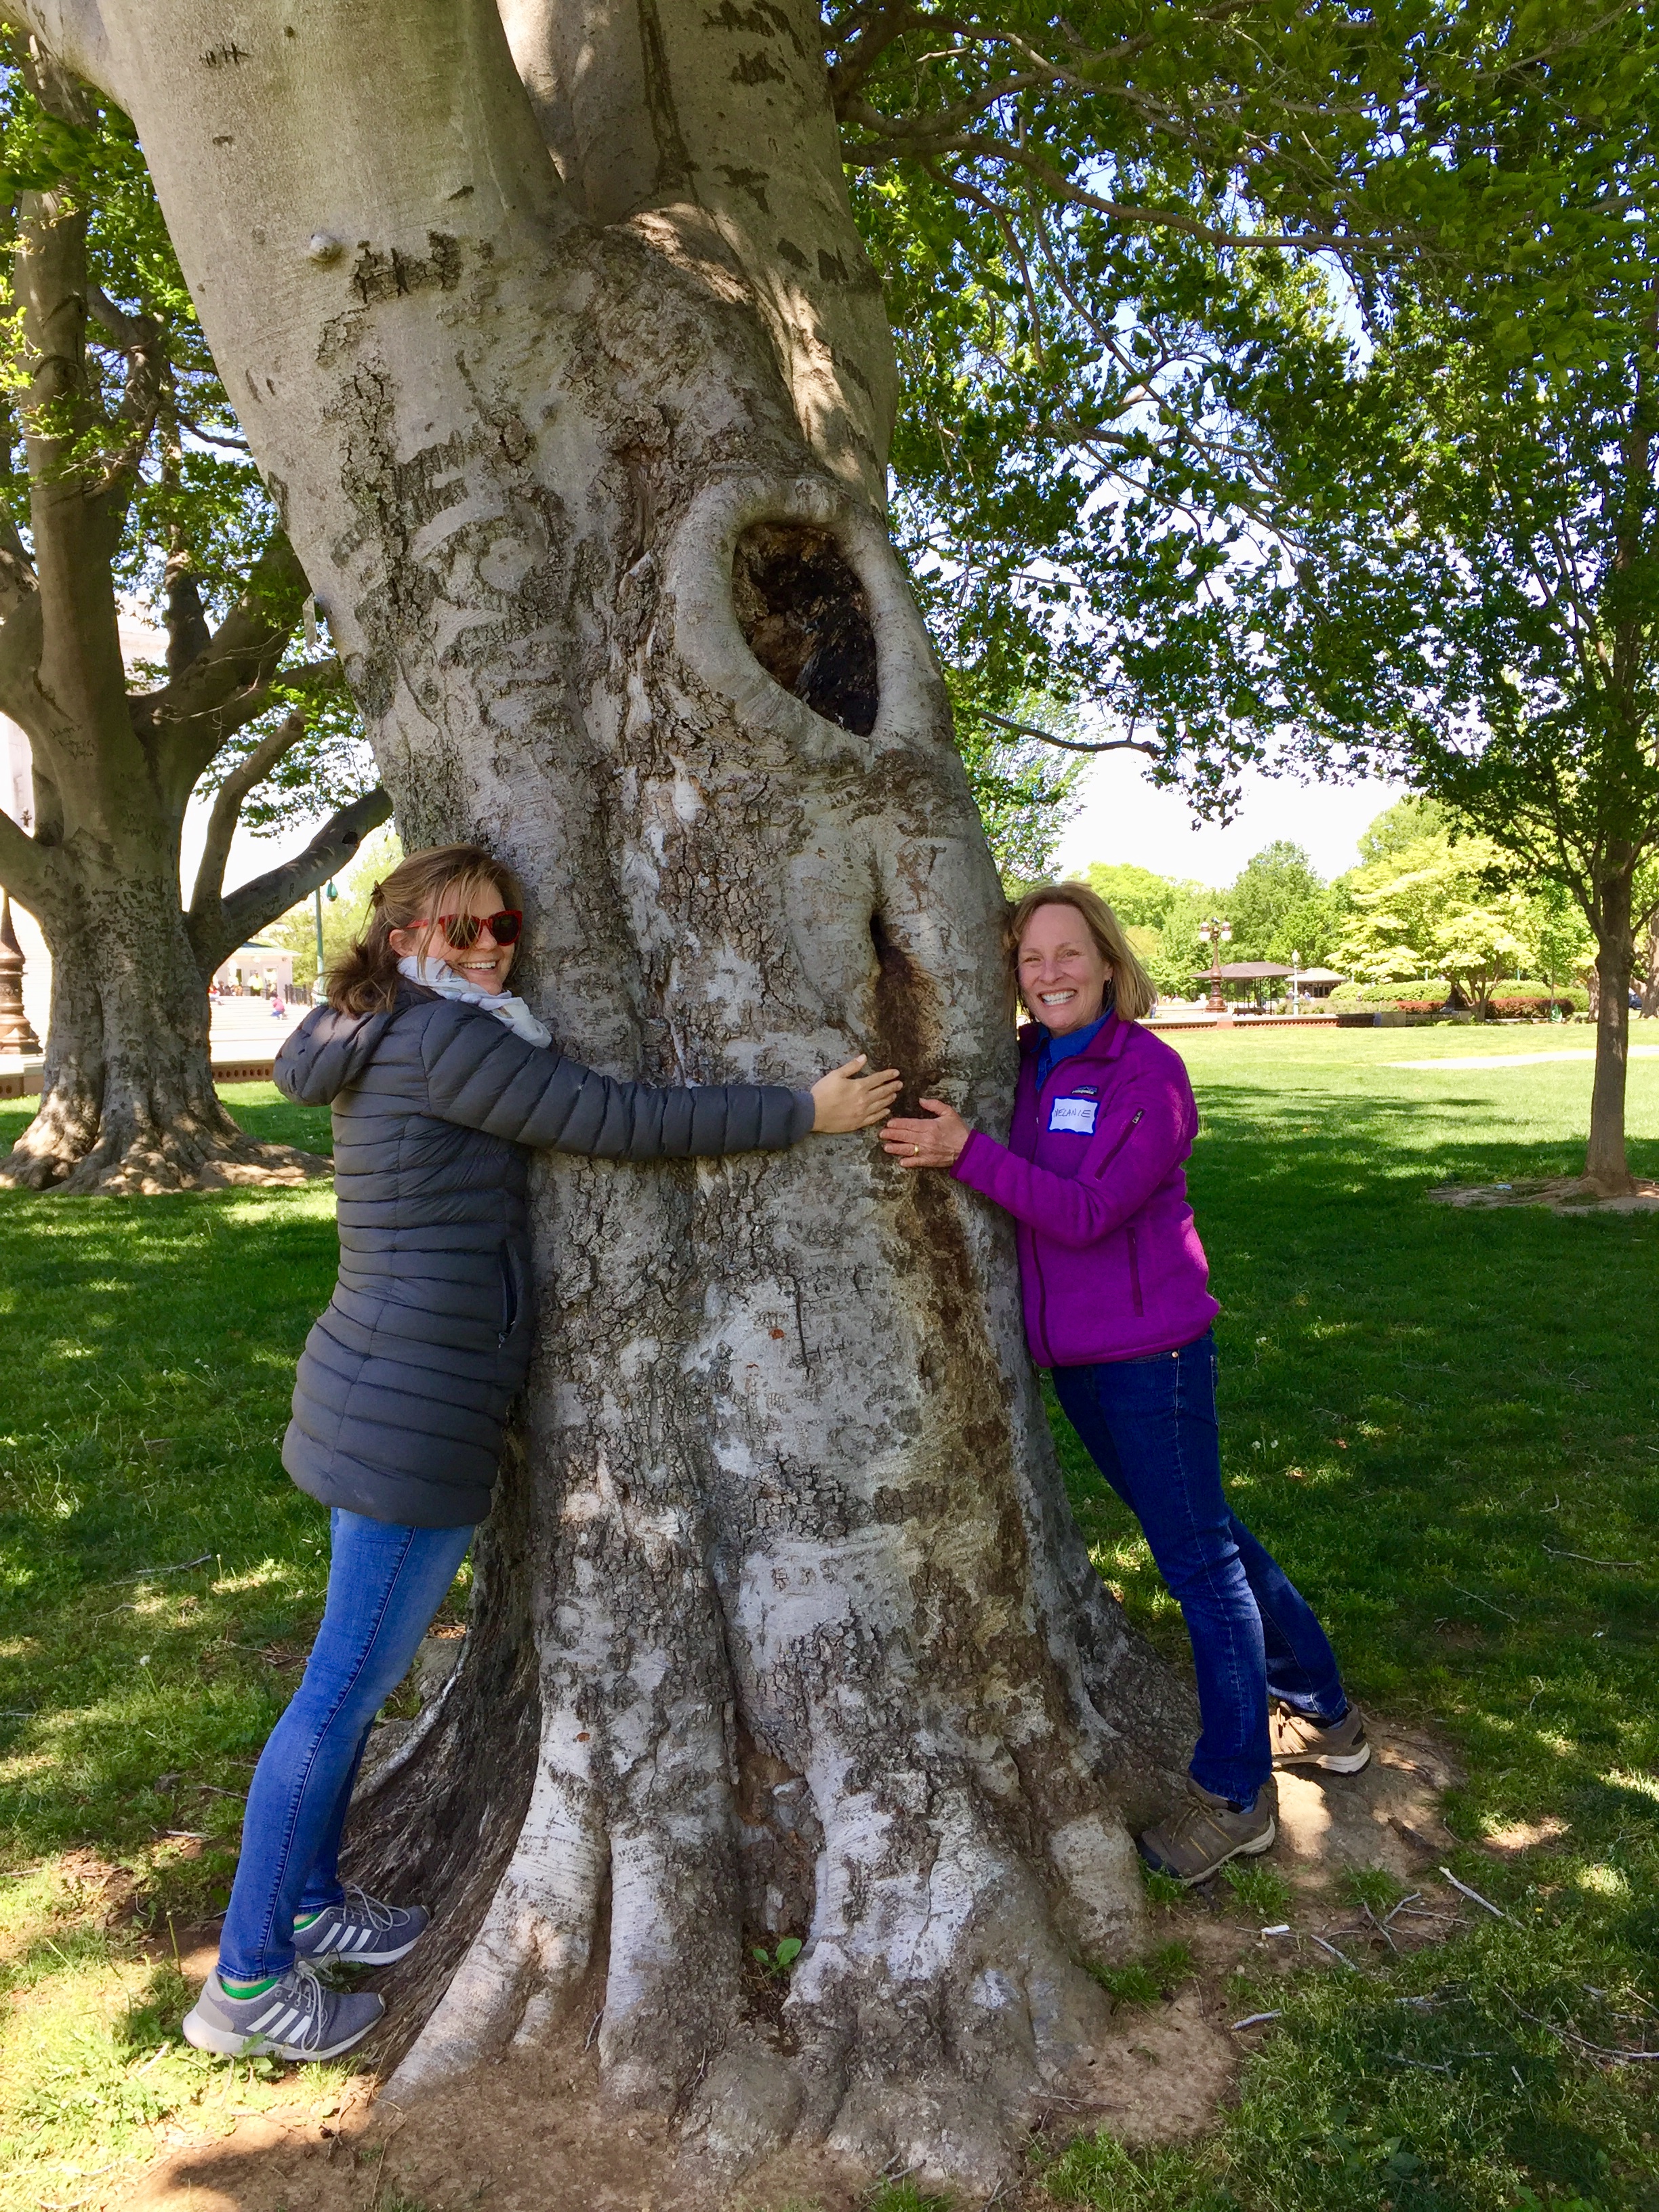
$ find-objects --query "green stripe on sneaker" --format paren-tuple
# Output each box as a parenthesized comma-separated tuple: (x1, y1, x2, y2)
(221, 1973, 281, 1999)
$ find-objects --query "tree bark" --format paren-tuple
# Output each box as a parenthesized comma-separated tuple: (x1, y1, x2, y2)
(35, 0, 1197, 2184)
(1585, 858, 1637, 1195)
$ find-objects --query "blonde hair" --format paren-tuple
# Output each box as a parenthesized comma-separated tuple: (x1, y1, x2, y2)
(1006, 880, 1158, 1024)
(327, 842, 525, 1016)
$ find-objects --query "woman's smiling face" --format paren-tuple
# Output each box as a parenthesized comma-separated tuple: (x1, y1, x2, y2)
(388, 878, 517, 996)
(1017, 901, 1111, 1036)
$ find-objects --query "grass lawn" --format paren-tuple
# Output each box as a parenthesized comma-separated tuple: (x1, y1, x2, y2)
(1, 1036, 1656, 2211)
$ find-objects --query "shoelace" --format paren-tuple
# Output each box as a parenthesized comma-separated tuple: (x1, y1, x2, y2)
(278, 1959, 329, 2051)
(340, 1883, 397, 1933)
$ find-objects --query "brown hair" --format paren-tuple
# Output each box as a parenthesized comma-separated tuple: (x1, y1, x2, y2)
(1005, 880, 1158, 1024)
(326, 842, 525, 1015)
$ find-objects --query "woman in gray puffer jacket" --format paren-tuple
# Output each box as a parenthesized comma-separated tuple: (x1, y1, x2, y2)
(184, 842, 898, 2068)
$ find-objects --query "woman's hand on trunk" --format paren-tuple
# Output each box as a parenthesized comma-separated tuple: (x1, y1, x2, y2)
(881, 1099, 969, 1168)
(811, 1055, 903, 1132)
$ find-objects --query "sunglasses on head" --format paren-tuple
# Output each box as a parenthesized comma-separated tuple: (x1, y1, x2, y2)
(408, 909, 524, 949)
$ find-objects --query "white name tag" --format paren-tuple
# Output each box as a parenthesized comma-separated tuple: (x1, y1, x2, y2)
(1049, 1096, 1098, 1135)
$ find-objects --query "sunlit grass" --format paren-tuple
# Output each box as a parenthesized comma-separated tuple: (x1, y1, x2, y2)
(3, 1038, 1657, 2209)
(1047, 1025, 1659, 2211)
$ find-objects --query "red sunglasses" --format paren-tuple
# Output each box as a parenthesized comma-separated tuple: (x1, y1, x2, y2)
(407, 909, 523, 949)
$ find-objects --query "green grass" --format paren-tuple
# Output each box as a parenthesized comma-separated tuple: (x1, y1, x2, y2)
(1087, 1938, 1195, 2005)
(1, 1033, 1656, 2209)
(0, 1084, 461, 2207)
(1046, 1026, 1659, 2212)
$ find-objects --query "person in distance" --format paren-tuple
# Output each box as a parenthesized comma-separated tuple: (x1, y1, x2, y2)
(184, 842, 899, 2065)
(881, 880, 1368, 1887)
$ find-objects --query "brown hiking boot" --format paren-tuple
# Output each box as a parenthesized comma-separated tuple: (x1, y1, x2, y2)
(1270, 1701, 1372, 1774)
(1137, 1778, 1277, 1886)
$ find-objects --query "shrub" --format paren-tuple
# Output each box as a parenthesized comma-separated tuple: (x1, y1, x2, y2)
(1328, 978, 1450, 1009)
(1487, 981, 1589, 1017)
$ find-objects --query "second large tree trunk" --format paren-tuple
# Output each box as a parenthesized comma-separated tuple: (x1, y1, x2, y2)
(1586, 861, 1637, 1195)
(2, 843, 324, 1193)
(68, 0, 1195, 2185)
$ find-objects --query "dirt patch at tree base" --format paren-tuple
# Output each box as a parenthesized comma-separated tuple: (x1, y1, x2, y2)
(112, 1722, 1492, 2212)
(1431, 1174, 1659, 1214)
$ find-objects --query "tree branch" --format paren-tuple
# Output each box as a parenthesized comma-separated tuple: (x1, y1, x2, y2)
(0, 499, 38, 628)
(162, 539, 211, 678)
(0, 588, 44, 731)
(186, 708, 307, 928)
(85, 280, 157, 354)
(129, 533, 311, 792)
(0, 1, 125, 107)
(187, 785, 393, 983)
(961, 704, 1162, 757)
(0, 801, 61, 917)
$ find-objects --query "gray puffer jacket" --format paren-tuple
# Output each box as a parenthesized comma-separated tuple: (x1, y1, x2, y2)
(274, 981, 813, 1529)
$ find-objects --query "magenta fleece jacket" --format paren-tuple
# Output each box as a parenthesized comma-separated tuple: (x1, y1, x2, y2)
(950, 1012, 1220, 1367)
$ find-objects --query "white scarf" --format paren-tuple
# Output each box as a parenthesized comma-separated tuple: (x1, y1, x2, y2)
(398, 955, 552, 1049)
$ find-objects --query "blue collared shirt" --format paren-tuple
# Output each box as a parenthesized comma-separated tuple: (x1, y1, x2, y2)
(1034, 1008, 1111, 1092)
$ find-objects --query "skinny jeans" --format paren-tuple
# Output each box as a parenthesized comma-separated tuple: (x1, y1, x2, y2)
(218, 1508, 473, 1983)
(1052, 1329, 1345, 1804)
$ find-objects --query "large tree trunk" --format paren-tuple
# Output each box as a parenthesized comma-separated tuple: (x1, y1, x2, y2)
(1, 852, 325, 1192)
(1586, 859, 1637, 1195)
(59, 0, 1196, 2184)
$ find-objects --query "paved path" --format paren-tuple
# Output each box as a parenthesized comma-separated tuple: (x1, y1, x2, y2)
(1389, 1046, 1659, 1070)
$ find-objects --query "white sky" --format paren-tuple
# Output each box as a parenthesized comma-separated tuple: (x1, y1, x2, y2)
(1054, 748, 1412, 888)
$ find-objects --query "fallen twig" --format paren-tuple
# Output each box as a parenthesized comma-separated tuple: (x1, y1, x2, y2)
(1448, 1583, 1518, 1623)
(1362, 1900, 1400, 1953)
(1543, 1544, 1645, 1570)
(1384, 2052, 1452, 2072)
(1500, 1990, 1659, 2064)
(1231, 2011, 1282, 2030)
(1309, 1933, 1360, 1971)
(1438, 1867, 1516, 1923)
(102, 1553, 213, 1588)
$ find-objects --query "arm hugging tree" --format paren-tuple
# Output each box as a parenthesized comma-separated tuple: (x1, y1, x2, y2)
(0, 0, 1208, 2188)
(0, 46, 389, 1191)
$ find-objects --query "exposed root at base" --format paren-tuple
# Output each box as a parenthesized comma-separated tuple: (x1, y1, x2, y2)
(115, 1723, 1483, 2212)
(1431, 1172, 1659, 1214)
(0, 1134, 332, 1195)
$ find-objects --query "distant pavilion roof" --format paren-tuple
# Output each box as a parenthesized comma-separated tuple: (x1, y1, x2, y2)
(1195, 961, 1295, 980)
(1294, 966, 1347, 983)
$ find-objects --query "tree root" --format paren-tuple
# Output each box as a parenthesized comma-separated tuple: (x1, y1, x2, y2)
(0, 1126, 331, 1195)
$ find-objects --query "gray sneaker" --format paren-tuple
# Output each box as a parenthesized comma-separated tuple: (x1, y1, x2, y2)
(291, 1885, 429, 1966)
(1138, 1778, 1277, 1886)
(182, 1960, 384, 2061)
(1271, 1701, 1372, 1774)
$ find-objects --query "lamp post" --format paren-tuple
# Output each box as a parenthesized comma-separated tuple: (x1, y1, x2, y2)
(312, 878, 338, 1003)
(1197, 918, 1231, 1014)
(0, 891, 40, 1055)
(1291, 948, 1300, 1016)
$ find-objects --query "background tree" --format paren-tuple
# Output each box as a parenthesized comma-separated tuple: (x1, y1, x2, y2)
(1225, 838, 1343, 965)
(1242, 10, 1659, 1188)
(1332, 823, 1538, 1011)
(0, 49, 387, 1192)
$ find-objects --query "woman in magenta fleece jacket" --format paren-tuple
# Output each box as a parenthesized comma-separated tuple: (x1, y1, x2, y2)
(882, 882, 1369, 1885)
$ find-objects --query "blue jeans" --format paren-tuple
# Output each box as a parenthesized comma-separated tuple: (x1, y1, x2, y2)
(1054, 1330, 1345, 1805)
(219, 1509, 473, 1983)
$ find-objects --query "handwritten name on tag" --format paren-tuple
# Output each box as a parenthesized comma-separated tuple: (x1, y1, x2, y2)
(1049, 1096, 1098, 1135)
